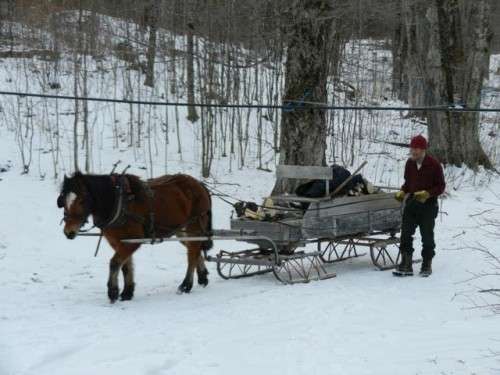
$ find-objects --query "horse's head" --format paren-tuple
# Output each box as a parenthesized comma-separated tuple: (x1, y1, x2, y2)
(57, 172, 92, 239)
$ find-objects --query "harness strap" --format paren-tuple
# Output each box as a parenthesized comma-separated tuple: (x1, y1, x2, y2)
(103, 175, 126, 228)
(92, 174, 207, 245)
(142, 182, 156, 244)
(94, 174, 134, 230)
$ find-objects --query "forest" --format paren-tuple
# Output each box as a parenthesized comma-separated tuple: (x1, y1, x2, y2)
(0, 1, 499, 375)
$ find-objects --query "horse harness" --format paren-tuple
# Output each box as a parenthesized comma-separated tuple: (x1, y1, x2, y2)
(92, 174, 157, 240)
(97, 174, 207, 243)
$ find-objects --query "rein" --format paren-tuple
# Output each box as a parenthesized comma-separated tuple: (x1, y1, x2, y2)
(95, 172, 132, 229)
(92, 167, 133, 257)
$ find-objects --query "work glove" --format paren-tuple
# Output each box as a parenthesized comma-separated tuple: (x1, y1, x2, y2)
(394, 190, 405, 202)
(414, 190, 430, 203)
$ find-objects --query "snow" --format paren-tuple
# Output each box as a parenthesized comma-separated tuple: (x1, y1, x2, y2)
(0, 18, 499, 375)
(1, 130, 499, 375)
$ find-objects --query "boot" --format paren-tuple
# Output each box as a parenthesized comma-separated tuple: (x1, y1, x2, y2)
(419, 257, 432, 277)
(392, 252, 414, 277)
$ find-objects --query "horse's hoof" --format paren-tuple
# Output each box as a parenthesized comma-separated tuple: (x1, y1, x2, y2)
(177, 281, 192, 294)
(198, 270, 209, 287)
(120, 284, 135, 301)
(108, 286, 119, 302)
(120, 291, 134, 301)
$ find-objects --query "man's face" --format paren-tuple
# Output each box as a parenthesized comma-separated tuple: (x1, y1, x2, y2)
(410, 147, 425, 161)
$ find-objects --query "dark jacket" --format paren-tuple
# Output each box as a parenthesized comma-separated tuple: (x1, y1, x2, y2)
(401, 154, 445, 202)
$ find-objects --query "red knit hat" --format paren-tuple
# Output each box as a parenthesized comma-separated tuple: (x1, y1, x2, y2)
(409, 135, 428, 149)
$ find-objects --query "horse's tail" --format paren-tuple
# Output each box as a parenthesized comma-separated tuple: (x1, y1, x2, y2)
(202, 208, 213, 251)
(201, 183, 213, 251)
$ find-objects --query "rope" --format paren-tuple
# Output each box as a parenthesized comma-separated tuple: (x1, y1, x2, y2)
(1, 90, 500, 112)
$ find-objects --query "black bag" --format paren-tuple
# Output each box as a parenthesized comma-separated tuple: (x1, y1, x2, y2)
(295, 165, 364, 198)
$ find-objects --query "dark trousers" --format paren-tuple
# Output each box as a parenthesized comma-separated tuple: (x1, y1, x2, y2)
(400, 199, 439, 259)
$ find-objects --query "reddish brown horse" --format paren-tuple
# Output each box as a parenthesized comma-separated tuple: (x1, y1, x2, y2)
(57, 172, 213, 302)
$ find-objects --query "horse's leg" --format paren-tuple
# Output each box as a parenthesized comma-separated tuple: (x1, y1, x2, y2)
(194, 213, 210, 287)
(196, 253, 209, 287)
(107, 253, 123, 302)
(107, 243, 139, 303)
(177, 243, 201, 294)
(120, 256, 135, 301)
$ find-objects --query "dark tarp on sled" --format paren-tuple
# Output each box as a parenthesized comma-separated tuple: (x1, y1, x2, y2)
(295, 165, 365, 198)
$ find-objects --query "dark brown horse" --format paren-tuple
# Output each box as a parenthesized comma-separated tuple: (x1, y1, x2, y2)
(57, 172, 213, 302)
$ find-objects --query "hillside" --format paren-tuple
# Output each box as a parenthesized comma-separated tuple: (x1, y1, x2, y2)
(0, 14, 500, 375)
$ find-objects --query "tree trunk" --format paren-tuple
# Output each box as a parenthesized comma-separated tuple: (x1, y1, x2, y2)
(272, 0, 333, 194)
(428, 0, 491, 168)
(186, 22, 199, 123)
(144, 0, 160, 88)
(392, 0, 407, 101)
(393, 1, 428, 116)
(403, 1, 428, 113)
(400, 0, 491, 169)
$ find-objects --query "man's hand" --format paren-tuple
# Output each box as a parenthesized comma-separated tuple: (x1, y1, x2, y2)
(395, 191, 405, 202)
(414, 190, 430, 203)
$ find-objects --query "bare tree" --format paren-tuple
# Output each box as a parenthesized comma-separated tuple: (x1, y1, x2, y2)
(427, 0, 492, 168)
(186, 22, 199, 123)
(395, 0, 493, 169)
(144, 0, 160, 87)
(272, 0, 333, 194)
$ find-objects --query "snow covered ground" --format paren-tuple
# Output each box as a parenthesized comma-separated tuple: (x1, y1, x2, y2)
(1, 128, 499, 375)
(1, 17, 500, 375)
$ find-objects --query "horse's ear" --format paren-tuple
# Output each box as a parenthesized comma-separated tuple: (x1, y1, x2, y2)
(57, 194, 65, 208)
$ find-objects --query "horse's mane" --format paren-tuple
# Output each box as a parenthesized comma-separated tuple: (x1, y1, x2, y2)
(61, 172, 147, 222)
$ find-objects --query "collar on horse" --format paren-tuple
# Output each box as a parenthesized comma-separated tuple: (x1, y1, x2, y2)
(90, 173, 157, 257)
(94, 174, 134, 229)
(95, 174, 157, 240)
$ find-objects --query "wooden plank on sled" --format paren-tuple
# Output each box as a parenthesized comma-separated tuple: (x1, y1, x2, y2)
(269, 194, 330, 203)
(276, 165, 333, 180)
(230, 218, 303, 245)
(306, 193, 401, 218)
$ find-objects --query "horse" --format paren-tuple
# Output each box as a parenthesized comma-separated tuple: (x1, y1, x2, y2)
(57, 171, 213, 302)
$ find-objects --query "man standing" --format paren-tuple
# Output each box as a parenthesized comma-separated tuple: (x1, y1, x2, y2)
(393, 135, 446, 277)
